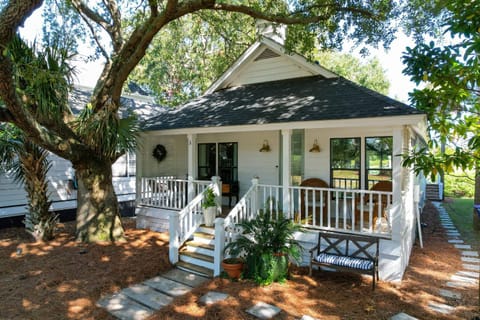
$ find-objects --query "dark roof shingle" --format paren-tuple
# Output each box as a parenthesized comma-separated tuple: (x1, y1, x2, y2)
(143, 76, 422, 131)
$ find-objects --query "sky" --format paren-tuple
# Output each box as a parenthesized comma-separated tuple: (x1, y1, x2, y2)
(19, 8, 417, 104)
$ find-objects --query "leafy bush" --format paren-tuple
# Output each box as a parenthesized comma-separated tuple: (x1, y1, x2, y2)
(444, 174, 474, 198)
(224, 210, 303, 285)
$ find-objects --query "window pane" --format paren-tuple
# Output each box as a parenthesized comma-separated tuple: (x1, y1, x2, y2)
(218, 142, 238, 182)
(198, 143, 216, 180)
(291, 129, 304, 186)
(366, 137, 392, 188)
(330, 138, 360, 189)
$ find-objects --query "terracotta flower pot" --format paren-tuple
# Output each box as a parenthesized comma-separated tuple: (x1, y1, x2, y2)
(222, 258, 244, 279)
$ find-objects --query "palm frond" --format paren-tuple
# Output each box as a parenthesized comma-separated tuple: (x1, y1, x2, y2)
(74, 101, 139, 159)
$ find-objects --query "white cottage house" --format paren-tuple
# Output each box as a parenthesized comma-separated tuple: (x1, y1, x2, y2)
(135, 35, 427, 283)
(0, 86, 162, 223)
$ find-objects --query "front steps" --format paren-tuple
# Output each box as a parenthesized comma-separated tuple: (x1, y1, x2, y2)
(177, 225, 216, 278)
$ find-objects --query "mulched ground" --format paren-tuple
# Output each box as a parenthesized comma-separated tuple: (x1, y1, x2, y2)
(0, 201, 479, 319)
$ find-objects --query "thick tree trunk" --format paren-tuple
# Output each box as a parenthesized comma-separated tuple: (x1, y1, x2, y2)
(74, 160, 124, 242)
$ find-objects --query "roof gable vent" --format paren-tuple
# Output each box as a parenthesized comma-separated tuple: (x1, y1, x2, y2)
(254, 48, 281, 61)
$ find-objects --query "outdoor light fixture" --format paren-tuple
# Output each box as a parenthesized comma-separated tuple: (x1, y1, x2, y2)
(259, 140, 271, 152)
(309, 139, 321, 153)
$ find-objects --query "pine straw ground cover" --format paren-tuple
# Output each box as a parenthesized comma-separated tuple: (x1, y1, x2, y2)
(0, 201, 479, 319)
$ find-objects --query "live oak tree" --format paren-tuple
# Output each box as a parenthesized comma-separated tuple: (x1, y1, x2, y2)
(0, 0, 438, 242)
(130, 16, 390, 107)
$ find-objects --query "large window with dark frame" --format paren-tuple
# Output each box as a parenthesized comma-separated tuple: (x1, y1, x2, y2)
(365, 136, 392, 189)
(330, 138, 361, 189)
(198, 142, 238, 182)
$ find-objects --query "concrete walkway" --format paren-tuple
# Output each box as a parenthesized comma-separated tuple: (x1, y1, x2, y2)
(97, 268, 209, 320)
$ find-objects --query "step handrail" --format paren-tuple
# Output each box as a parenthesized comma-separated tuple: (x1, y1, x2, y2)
(169, 181, 219, 265)
(214, 178, 260, 276)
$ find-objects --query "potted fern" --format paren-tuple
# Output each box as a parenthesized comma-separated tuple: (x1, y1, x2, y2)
(224, 210, 303, 285)
(202, 187, 217, 227)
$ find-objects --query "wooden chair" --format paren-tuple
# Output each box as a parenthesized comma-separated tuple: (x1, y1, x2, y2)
(299, 178, 329, 226)
(222, 181, 239, 208)
(355, 181, 392, 228)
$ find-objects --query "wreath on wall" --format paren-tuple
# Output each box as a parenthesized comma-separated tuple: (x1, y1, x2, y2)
(152, 144, 167, 162)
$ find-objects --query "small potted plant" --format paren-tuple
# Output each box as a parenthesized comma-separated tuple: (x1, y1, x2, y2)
(221, 257, 244, 279)
(202, 187, 217, 227)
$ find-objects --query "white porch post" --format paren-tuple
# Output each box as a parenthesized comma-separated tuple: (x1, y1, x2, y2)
(135, 134, 145, 206)
(169, 211, 180, 264)
(213, 217, 225, 277)
(282, 129, 292, 216)
(187, 134, 197, 202)
(251, 176, 260, 215)
(391, 126, 404, 242)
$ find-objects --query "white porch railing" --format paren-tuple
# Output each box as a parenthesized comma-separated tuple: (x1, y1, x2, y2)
(169, 178, 222, 265)
(213, 179, 392, 276)
(139, 176, 210, 210)
(257, 183, 392, 236)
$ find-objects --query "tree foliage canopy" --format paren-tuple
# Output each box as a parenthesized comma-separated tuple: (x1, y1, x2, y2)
(401, 0, 479, 180)
(315, 50, 390, 95)
(0, 0, 444, 242)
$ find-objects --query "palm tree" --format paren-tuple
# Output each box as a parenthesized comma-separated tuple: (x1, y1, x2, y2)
(0, 124, 56, 241)
(0, 37, 75, 241)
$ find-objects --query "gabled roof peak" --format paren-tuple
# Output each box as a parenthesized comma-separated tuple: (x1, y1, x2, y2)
(205, 37, 338, 94)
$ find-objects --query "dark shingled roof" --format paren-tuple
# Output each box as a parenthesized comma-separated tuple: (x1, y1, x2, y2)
(69, 87, 165, 123)
(143, 75, 422, 131)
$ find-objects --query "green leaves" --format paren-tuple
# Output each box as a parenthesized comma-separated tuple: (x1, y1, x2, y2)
(75, 103, 139, 160)
(314, 50, 390, 94)
(402, 2, 480, 182)
(6, 36, 74, 123)
(224, 210, 303, 285)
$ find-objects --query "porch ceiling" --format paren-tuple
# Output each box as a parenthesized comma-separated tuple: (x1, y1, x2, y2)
(143, 76, 423, 132)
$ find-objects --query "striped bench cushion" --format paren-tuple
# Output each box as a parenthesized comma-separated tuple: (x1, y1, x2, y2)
(315, 253, 373, 271)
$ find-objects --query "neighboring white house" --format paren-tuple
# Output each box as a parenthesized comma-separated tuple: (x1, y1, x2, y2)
(135, 32, 428, 283)
(0, 86, 163, 221)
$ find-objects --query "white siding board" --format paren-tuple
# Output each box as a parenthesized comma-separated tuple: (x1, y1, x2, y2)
(232, 56, 313, 86)
(141, 135, 188, 178)
(197, 131, 280, 196)
(1, 151, 136, 217)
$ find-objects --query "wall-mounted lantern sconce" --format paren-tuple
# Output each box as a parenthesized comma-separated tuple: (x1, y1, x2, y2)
(259, 140, 271, 152)
(309, 139, 320, 153)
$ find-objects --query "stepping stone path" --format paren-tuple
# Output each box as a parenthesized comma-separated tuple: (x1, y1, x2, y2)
(429, 203, 479, 311)
(390, 312, 418, 320)
(246, 302, 282, 319)
(97, 268, 208, 320)
(391, 202, 479, 320)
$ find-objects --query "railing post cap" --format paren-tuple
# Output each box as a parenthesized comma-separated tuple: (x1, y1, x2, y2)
(252, 176, 259, 185)
(214, 217, 225, 225)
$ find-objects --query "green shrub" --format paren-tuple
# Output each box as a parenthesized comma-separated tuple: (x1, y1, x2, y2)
(444, 174, 474, 198)
(224, 211, 303, 285)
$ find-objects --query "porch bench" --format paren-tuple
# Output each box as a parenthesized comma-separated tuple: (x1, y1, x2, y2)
(309, 231, 380, 290)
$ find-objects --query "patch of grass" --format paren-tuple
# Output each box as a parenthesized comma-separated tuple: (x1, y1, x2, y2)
(443, 198, 480, 249)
